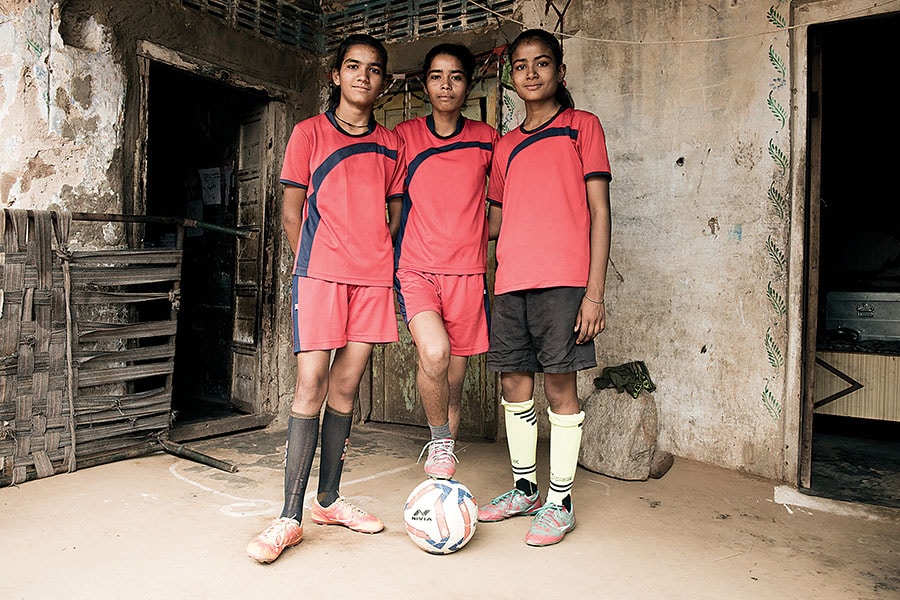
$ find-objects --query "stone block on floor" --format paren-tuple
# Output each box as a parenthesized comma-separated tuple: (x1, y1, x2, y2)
(579, 388, 668, 481)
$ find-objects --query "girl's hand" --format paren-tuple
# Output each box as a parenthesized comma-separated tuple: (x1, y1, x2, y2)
(574, 297, 605, 344)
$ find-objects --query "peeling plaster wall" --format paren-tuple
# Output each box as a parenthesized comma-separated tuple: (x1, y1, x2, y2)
(0, 1, 123, 229)
(0, 1, 317, 227)
(512, 0, 801, 480)
(1, 0, 318, 418)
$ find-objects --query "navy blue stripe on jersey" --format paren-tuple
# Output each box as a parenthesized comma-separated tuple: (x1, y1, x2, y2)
(280, 179, 309, 189)
(585, 170, 612, 181)
(295, 142, 399, 277)
(291, 278, 302, 352)
(482, 273, 491, 331)
(505, 127, 579, 177)
(394, 272, 409, 324)
(393, 140, 493, 269)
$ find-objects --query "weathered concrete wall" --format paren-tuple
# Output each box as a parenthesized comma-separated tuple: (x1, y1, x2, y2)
(1, 0, 319, 419)
(513, 0, 897, 481)
(1, 1, 124, 225)
(511, 1, 798, 480)
(5, 0, 892, 481)
(0, 0, 317, 222)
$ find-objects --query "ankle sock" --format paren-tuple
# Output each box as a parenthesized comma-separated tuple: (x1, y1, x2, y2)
(429, 421, 452, 441)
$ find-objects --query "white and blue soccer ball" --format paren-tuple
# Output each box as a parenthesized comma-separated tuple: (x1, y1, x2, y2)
(403, 479, 478, 554)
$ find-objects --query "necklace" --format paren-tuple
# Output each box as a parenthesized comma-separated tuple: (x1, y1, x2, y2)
(334, 111, 370, 129)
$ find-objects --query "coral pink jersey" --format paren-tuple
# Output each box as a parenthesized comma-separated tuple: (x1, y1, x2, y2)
(393, 115, 497, 274)
(487, 107, 611, 295)
(280, 111, 405, 287)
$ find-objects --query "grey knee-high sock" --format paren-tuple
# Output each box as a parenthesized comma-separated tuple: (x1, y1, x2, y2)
(281, 411, 320, 521)
(316, 406, 353, 507)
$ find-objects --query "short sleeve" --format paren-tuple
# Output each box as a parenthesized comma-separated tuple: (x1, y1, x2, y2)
(387, 134, 406, 201)
(486, 145, 505, 206)
(577, 113, 612, 181)
(279, 123, 312, 189)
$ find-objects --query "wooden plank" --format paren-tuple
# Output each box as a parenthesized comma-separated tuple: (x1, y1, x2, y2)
(71, 290, 174, 305)
(77, 362, 175, 387)
(78, 320, 178, 341)
(800, 31, 825, 488)
(73, 414, 170, 444)
(76, 343, 176, 366)
(69, 266, 181, 286)
(71, 249, 182, 264)
(168, 412, 274, 443)
(75, 387, 171, 409)
(74, 401, 171, 426)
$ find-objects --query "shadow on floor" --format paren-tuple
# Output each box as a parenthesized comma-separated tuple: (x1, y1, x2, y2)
(805, 415, 900, 509)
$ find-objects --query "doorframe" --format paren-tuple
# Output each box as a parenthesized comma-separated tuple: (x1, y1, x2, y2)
(789, 1, 898, 487)
(132, 41, 287, 435)
(132, 41, 290, 231)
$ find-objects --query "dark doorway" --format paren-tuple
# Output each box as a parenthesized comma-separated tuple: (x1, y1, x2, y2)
(805, 14, 900, 508)
(145, 62, 267, 427)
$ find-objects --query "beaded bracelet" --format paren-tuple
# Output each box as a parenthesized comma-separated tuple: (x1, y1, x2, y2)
(583, 294, 605, 305)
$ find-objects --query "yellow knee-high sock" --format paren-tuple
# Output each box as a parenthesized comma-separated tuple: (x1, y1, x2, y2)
(547, 408, 585, 511)
(502, 397, 538, 495)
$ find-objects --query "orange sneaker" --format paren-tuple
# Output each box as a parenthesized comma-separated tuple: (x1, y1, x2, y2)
(310, 496, 384, 534)
(246, 517, 303, 563)
(418, 438, 458, 480)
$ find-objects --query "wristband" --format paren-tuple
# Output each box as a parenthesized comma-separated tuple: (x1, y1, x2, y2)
(583, 294, 604, 305)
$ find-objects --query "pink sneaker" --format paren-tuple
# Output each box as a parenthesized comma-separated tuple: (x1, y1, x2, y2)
(246, 517, 303, 563)
(477, 488, 543, 522)
(524, 503, 576, 546)
(310, 496, 384, 534)
(418, 438, 458, 480)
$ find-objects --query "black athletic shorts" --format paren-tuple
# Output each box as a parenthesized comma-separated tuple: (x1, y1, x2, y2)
(487, 286, 597, 374)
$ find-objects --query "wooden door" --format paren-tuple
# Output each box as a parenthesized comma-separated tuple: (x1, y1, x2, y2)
(230, 106, 268, 413)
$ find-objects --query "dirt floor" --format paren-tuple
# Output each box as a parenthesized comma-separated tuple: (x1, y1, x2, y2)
(1, 424, 898, 599)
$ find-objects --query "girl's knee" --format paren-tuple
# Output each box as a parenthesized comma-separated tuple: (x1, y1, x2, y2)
(417, 342, 451, 374)
(543, 372, 578, 406)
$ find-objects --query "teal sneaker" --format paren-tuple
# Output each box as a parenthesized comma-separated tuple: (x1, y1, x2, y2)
(477, 488, 543, 522)
(525, 503, 576, 546)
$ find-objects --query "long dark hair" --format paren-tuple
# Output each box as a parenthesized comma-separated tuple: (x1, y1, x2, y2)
(423, 43, 477, 87)
(327, 34, 389, 111)
(507, 29, 574, 109)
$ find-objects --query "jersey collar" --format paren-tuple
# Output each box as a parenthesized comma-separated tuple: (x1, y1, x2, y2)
(325, 110, 377, 137)
(426, 114, 465, 139)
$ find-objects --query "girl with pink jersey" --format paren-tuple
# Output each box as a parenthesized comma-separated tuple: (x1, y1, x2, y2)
(246, 33, 405, 564)
(393, 44, 497, 480)
(479, 29, 612, 547)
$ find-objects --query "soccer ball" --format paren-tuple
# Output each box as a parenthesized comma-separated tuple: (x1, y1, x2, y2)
(403, 479, 478, 554)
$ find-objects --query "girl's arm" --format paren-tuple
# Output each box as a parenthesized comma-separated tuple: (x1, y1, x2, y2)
(388, 198, 403, 242)
(575, 176, 611, 344)
(487, 203, 502, 241)
(282, 186, 307, 256)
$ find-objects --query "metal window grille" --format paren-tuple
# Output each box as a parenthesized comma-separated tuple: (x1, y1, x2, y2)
(177, 0, 322, 52)
(175, 0, 515, 54)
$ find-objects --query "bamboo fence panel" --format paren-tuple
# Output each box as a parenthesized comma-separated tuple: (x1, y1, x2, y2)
(0, 209, 183, 486)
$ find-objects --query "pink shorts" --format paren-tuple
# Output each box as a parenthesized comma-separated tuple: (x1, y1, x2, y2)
(395, 268, 490, 356)
(292, 276, 399, 352)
